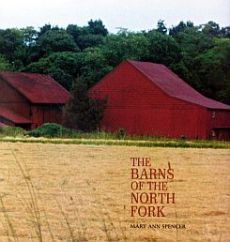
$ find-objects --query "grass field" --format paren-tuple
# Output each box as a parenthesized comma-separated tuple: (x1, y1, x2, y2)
(1, 136, 230, 149)
(0, 142, 229, 241)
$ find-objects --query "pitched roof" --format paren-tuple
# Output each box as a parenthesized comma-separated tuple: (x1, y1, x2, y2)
(0, 106, 31, 124)
(128, 60, 230, 110)
(0, 72, 69, 104)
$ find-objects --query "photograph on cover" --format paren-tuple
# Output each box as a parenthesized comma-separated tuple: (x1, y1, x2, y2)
(0, 0, 229, 241)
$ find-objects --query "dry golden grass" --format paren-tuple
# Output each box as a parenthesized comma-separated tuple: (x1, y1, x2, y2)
(0, 142, 229, 242)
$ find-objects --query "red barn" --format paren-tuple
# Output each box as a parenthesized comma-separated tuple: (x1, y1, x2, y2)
(89, 60, 230, 140)
(0, 72, 69, 129)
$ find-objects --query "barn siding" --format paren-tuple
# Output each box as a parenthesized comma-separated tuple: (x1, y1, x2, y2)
(0, 78, 30, 118)
(208, 110, 230, 128)
(31, 105, 63, 128)
(90, 61, 209, 139)
(0, 72, 69, 129)
(99, 103, 208, 139)
(207, 110, 230, 140)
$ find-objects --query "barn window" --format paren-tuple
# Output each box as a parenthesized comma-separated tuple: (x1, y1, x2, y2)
(211, 130, 216, 137)
(212, 111, 216, 118)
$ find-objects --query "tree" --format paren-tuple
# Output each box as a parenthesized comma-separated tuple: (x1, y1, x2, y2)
(156, 20, 167, 34)
(66, 24, 82, 43)
(169, 21, 194, 36)
(88, 19, 108, 36)
(102, 32, 150, 66)
(201, 21, 220, 37)
(194, 38, 230, 103)
(24, 51, 81, 90)
(67, 23, 106, 50)
(0, 54, 11, 70)
(0, 28, 24, 63)
(79, 47, 112, 87)
(38, 24, 60, 37)
(174, 27, 213, 56)
(77, 34, 104, 50)
(20, 26, 38, 46)
(145, 31, 182, 66)
(63, 78, 106, 131)
(36, 29, 79, 56)
(220, 26, 230, 38)
(168, 24, 213, 87)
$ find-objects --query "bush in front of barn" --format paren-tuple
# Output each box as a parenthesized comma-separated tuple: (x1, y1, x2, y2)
(27, 123, 75, 138)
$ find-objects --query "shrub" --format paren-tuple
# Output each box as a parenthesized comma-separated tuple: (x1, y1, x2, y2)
(0, 126, 26, 137)
(115, 128, 126, 139)
(27, 123, 74, 138)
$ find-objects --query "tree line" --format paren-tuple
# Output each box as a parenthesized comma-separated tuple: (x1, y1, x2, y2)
(0, 19, 229, 104)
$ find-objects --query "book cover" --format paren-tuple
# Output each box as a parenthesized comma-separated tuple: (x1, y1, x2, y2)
(0, 1, 229, 241)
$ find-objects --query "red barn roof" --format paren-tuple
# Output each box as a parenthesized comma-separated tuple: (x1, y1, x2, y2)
(128, 60, 230, 110)
(0, 72, 69, 104)
(0, 106, 31, 124)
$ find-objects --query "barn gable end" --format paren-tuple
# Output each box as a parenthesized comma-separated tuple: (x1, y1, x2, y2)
(89, 60, 230, 140)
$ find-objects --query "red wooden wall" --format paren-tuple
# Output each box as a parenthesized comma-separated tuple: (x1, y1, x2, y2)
(207, 110, 230, 139)
(0, 78, 64, 128)
(31, 105, 63, 128)
(89, 61, 228, 139)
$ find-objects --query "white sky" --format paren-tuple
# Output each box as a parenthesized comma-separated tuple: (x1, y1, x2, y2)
(0, 0, 229, 32)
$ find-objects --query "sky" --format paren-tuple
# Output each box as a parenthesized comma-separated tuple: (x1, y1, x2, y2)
(0, 0, 229, 32)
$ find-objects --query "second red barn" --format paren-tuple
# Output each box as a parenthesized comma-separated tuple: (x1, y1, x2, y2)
(89, 60, 230, 140)
(0, 72, 69, 129)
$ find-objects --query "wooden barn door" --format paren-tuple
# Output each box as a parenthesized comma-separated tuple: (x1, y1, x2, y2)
(31, 106, 44, 128)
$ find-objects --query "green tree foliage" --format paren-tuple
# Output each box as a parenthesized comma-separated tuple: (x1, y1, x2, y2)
(169, 21, 194, 36)
(0, 28, 25, 69)
(173, 27, 213, 56)
(201, 21, 220, 37)
(156, 20, 167, 34)
(77, 34, 104, 50)
(168, 22, 215, 90)
(25, 51, 81, 90)
(67, 22, 106, 50)
(102, 32, 149, 66)
(36, 29, 79, 56)
(0, 19, 229, 104)
(0, 54, 12, 71)
(145, 31, 182, 66)
(88, 19, 108, 36)
(194, 38, 230, 103)
(38, 24, 60, 37)
(63, 78, 106, 131)
(21, 26, 38, 46)
(219, 27, 230, 38)
(78, 47, 112, 87)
